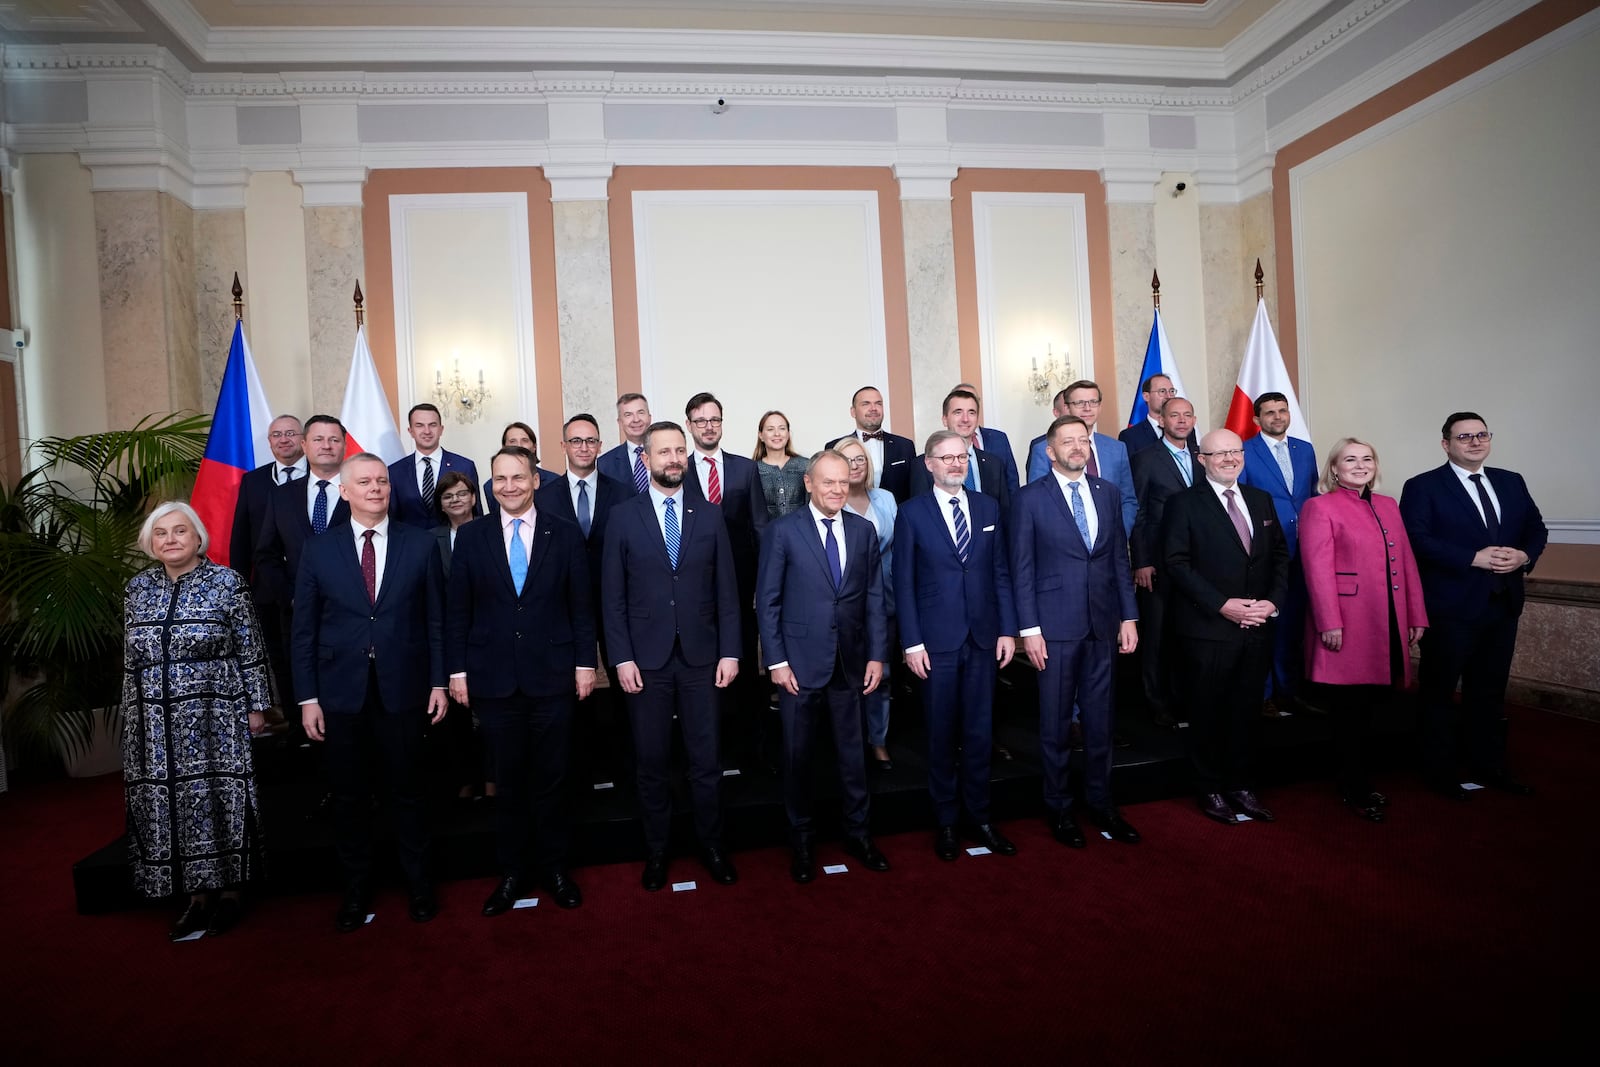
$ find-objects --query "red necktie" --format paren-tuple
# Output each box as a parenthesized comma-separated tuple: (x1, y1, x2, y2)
(1086, 446, 1099, 478)
(706, 457, 722, 505)
(361, 529, 376, 603)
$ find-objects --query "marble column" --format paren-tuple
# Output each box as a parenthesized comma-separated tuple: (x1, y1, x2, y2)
(303, 206, 365, 412)
(1198, 194, 1281, 428)
(194, 209, 247, 411)
(900, 199, 960, 444)
(96, 190, 200, 427)
(550, 200, 618, 420)
(1107, 202, 1157, 413)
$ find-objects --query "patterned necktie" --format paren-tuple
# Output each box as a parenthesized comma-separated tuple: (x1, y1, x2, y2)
(311, 479, 330, 534)
(1469, 474, 1501, 541)
(632, 446, 648, 493)
(950, 496, 970, 563)
(508, 517, 528, 595)
(360, 529, 376, 604)
(1069, 481, 1092, 547)
(576, 478, 592, 538)
(663, 496, 680, 569)
(1085, 447, 1099, 479)
(420, 456, 435, 511)
(860, 430, 886, 442)
(705, 457, 722, 505)
(1224, 489, 1252, 550)
(822, 517, 843, 589)
(1274, 440, 1294, 492)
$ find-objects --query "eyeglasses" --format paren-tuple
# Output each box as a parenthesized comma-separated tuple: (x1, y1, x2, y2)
(1452, 431, 1493, 443)
(1199, 449, 1245, 459)
(844, 456, 868, 468)
(689, 417, 723, 428)
(439, 490, 474, 504)
(565, 437, 601, 448)
(1148, 387, 1178, 397)
(1066, 399, 1101, 409)
(268, 430, 302, 439)
(929, 453, 970, 466)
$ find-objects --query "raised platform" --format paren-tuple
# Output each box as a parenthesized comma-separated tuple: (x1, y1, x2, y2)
(73, 673, 1414, 914)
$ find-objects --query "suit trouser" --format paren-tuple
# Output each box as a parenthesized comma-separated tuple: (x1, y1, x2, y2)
(780, 658, 870, 840)
(1173, 632, 1272, 793)
(923, 639, 997, 825)
(627, 646, 723, 854)
(1136, 584, 1172, 715)
(322, 665, 429, 888)
(476, 692, 574, 879)
(1038, 636, 1115, 812)
(1418, 592, 1520, 781)
(863, 618, 897, 748)
(1266, 556, 1306, 700)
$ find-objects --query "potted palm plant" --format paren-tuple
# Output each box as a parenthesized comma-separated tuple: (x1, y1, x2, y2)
(0, 412, 208, 775)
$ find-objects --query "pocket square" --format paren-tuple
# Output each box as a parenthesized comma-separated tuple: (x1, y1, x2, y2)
(982, 524, 995, 532)
(889, 459, 905, 466)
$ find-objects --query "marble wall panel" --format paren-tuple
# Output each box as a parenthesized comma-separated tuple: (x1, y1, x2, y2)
(194, 209, 247, 412)
(97, 190, 171, 428)
(1199, 202, 1251, 430)
(1107, 202, 1156, 425)
(160, 194, 199, 414)
(1513, 599, 1600, 695)
(304, 206, 365, 414)
(901, 199, 960, 443)
(550, 200, 618, 423)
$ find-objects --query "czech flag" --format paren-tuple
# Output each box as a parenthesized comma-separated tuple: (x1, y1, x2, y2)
(191, 320, 274, 569)
(1224, 300, 1312, 444)
(1126, 307, 1189, 427)
(339, 324, 405, 464)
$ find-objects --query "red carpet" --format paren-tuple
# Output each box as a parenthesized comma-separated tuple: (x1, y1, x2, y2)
(3, 706, 1596, 1064)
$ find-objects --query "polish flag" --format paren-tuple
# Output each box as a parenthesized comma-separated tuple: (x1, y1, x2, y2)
(191, 320, 274, 569)
(1224, 300, 1312, 444)
(339, 325, 404, 464)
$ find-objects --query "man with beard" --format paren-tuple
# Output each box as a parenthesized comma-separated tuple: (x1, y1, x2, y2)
(827, 386, 916, 503)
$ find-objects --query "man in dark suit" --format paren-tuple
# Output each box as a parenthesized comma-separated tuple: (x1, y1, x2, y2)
(1400, 412, 1547, 798)
(388, 402, 481, 528)
(255, 414, 352, 744)
(907, 389, 1012, 513)
(826, 385, 916, 503)
(1118, 373, 1195, 455)
(1161, 429, 1289, 825)
(603, 421, 743, 890)
(895, 429, 1019, 861)
(448, 446, 595, 916)
(597, 392, 653, 493)
(1013, 415, 1143, 847)
(293, 453, 448, 931)
(1236, 391, 1318, 715)
(1025, 382, 1137, 534)
(1129, 396, 1199, 727)
(228, 414, 305, 578)
(954, 381, 1020, 492)
(757, 450, 891, 883)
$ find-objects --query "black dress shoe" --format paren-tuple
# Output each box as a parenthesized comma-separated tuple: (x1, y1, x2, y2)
(1154, 709, 1179, 730)
(700, 848, 738, 886)
(934, 826, 959, 861)
(1198, 793, 1237, 825)
(1477, 772, 1535, 796)
(543, 871, 583, 909)
(1427, 777, 1472, 801)
(205, 896, 243, 936)
(335, 886, 369, 933)
(972, 823, 1018, 856)
(1089, 807, 1141, 844)
(1050, 811, 1086, 848)
(641, 852, 669, 892)
(408, 883, 438, 923)
(790, 845, 815, 884)
(1226, 789, 1276, 822)
(993, 744, 1014, 762)
(482, 876, 523, 917)
(169, 898, 211, 941)
(842, 835, 890, 871)
(1344, 798, 1385, 822)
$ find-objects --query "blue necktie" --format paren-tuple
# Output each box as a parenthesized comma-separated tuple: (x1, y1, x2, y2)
(950, 496, 970, 563)
(1172, 447, 1192, 486)
(576, 479, 592, 538)
(508, 517, 528, 595)
(664, 496, 679, 569)
(311, 479, 330, 534)
(1069, 481, 1092, 547)
(963, 450, 977, 492)
(822, 517, 843, 590)
(632, 446, 648, 493)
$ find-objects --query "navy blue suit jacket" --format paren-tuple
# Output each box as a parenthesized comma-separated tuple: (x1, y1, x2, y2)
(388, 449, 481, 528)
(1120, 420, 1196, 456)
(601, 492, 742, 670)
(598, 442, 645, 493)
(253, 476, 350, 607)
(976, 426, 1020, 492)
(907, 448, 1011, 514)
(445, 509, 596, 699)
(826, 430, 917, 503)
(230, 461, 286, 581)
(1026, 431, 1137, 535)
(1399, 463, 1546, 617)
(1010, 475, 1137, 642)
(535, 471, 630, 606)
(1129, 440, 1200, 571)
(756, 508, 888, 690)
(291, 521, 445, 714)
(682, 452, 768, 602)
(893, 490, 1017, 654)
(1237, 433, 1318, 556)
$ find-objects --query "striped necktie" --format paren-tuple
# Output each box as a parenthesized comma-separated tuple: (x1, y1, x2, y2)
(663, 496, 680, 569)
(950, 496, 970, 563)
(632, 446, 648, 493)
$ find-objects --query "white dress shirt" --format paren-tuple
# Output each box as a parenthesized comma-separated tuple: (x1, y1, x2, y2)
(1449, 462, 1501, 525)
(274, 457, 308, 484)
(305, 472, 342, 522)
(693, 449, 727, 500)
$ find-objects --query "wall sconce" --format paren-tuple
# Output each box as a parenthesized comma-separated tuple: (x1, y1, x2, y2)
(1028, 344, 1070, 405)
(433, 359, 491, 424)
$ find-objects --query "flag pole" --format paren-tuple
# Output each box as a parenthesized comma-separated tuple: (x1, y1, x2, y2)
(353, 281, 365, 328)
(1151, 269, 1161, 310)
(1254, 258, 1265, 303)
(232, 272, 244, 321)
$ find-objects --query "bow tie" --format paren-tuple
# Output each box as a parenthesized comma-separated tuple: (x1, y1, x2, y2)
(859, 431, 886, 442)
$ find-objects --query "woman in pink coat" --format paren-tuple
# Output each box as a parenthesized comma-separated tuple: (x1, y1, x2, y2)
(1299, 437, 1428, 822)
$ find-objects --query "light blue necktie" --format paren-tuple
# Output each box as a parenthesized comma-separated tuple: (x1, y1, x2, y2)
(508, 517, 527, 595)
(1274, 440, 1294, 492)
(1172, 447, 1192, 487)
(950, 496, 970, 563)
(664, 496, 679, 569)
(1069, 481, 1092, 547)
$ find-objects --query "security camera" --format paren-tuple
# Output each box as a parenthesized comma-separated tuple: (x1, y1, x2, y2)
(13, 327, 27, 349)
(1174, 181, 1188, 194)
(710, 98, 729, 114)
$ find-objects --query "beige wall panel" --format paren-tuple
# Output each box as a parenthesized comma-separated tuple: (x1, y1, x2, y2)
(244, 172, 314, 416)
(194, 209, 247, 412)
(1107, 202, 1157, 433)
(1151, 173, 1210, 430)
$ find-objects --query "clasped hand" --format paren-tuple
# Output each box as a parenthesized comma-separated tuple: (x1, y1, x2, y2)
(1220, 598, 1275, 627)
